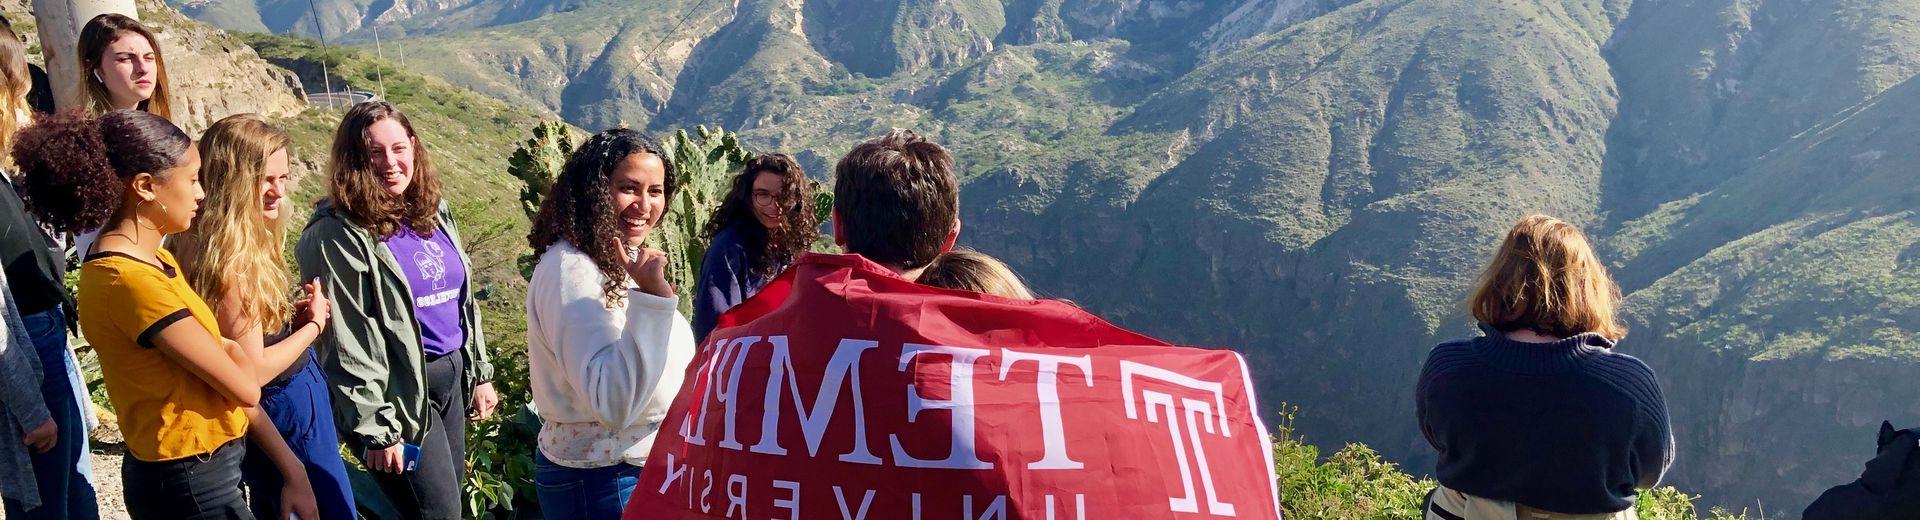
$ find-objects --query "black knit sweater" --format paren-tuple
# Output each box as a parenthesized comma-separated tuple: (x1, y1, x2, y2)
(1416, 323, 1674, 514)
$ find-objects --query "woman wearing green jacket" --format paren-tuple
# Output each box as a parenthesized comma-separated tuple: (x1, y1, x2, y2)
(295, 101, 498, 520)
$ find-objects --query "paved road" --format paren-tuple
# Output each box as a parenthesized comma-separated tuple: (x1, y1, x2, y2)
(309, 90, 378, 108)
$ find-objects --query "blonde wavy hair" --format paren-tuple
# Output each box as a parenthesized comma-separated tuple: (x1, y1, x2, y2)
(1468, 214, 1627, 340)
(0, 15, 34, 167)
(172, 114, 293, 332)
(918, 248, 1035, 299)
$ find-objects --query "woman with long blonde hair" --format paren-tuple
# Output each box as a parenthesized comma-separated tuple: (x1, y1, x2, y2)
(172, 114, 354, 520)
(0, 15, 31, 160)
(1416, 214, 1672, 520)
(0, 13, 101, 520)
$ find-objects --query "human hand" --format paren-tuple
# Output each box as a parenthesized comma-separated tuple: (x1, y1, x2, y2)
(621, 246, 672, 298)
(21, 418, 54, 454)
(367, 444, 406, 474)
(469, 382, 500, 421)
(295, 278, 331, 333)
(279, 471, 319, 520)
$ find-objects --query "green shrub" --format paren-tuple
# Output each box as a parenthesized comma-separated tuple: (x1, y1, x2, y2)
(1273, 404, 1753, 519)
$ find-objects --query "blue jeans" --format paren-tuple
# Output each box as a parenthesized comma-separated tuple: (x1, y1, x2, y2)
(534, 450, 641, 520)
(240, 353, 357, 520)
(2, 305, 101, 520)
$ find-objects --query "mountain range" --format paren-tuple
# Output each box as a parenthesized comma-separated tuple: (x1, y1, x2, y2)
(171, 0, 1920, 515)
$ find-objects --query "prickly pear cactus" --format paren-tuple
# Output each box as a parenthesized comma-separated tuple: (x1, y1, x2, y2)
(654, 125, 754, 314)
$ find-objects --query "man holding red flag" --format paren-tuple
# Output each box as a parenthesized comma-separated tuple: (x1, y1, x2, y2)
(623, 130, 1282, 519)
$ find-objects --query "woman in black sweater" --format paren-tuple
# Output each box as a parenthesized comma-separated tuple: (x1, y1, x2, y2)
(1417, 214, 1673, 519)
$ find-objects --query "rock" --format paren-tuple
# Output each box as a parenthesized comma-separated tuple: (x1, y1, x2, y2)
(133, 0, 306, 134)
(89, 402, 120, 445)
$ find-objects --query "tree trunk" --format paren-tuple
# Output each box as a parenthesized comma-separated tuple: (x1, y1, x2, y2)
(31, 0, 137, 111)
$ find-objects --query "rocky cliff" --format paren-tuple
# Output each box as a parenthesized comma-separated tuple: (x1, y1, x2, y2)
(182, 0, 1920, 515)
(140, 0, 306, 132)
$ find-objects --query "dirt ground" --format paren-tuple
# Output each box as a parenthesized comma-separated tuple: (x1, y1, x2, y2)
(0, 408, 132, 520)
(0, 447, 133, 520)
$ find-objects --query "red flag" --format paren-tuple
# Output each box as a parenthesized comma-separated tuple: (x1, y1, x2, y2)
(624, 253, 1282, 519)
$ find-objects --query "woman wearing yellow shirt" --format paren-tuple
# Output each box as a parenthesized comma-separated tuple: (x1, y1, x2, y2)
(11, 110, 319, 520)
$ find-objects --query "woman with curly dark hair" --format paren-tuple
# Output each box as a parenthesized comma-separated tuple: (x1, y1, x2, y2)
(14, 110, 321, 520)
(691, 153, 818, 340)
(294, 101, 496, 520)
(525, 128, 693, 518)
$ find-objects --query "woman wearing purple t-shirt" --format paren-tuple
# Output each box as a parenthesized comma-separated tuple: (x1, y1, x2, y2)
(294, 101, 498, 520)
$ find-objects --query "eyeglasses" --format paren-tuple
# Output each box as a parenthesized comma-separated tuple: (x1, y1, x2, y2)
(752, 191, 785, 207)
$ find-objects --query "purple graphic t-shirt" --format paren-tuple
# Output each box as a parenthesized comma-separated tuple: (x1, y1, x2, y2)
(385, 226, 467, 357)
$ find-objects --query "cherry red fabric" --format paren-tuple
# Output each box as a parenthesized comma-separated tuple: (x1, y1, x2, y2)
(625, 253, 1281, 519)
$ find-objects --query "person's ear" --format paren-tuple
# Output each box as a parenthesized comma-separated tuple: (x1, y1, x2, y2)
(940, 218, 962, 254)
(831, 209, 846, 247)
(129, 172, 158, 202)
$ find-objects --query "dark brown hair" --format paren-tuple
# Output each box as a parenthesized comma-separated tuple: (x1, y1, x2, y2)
(832, 129, 958, 270)
(702, 153, 819, 277)
(528, 128, 676, 304)
(77, 14, 172, 120)
(1468, 214, 1628, 339)
(325, 101, 441, 238)
(13, 109, 190, 233)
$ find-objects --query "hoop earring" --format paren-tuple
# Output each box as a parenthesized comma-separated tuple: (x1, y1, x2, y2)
(134, 199, 162, 232)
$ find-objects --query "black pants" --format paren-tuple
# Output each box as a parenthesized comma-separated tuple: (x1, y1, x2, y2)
(362, 352, 468, 520)
(123, 438, 252, 520)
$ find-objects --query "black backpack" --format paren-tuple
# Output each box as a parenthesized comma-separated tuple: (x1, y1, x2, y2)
(1804, 421, 1920, 519)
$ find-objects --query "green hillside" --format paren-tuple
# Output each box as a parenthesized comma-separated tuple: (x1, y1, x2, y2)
(172, 0, 1920, 515)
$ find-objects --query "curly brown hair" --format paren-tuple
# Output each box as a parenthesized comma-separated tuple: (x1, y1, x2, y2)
(325, 101, 441, 238)
(528, 128, 676, 305)
(13, 110, 189, 233)
(701, 153, 819, 277)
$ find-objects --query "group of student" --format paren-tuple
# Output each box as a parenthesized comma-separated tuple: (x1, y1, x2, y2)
(0, 7, 1687, 520)
(0, 10, 1037, 520)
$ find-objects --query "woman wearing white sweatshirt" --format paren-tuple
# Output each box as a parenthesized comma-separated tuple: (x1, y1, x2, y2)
(525, 128, 694, 519)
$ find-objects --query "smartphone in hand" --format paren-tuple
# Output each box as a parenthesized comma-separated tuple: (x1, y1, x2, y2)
(366, 443, 423, 473)
(401, 442, 421, 472)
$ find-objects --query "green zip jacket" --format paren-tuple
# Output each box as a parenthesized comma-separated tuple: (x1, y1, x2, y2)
(295, 201, 493, 449)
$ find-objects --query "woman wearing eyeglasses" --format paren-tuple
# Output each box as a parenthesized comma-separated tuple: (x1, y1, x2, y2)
(691, 154, 818, 341)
